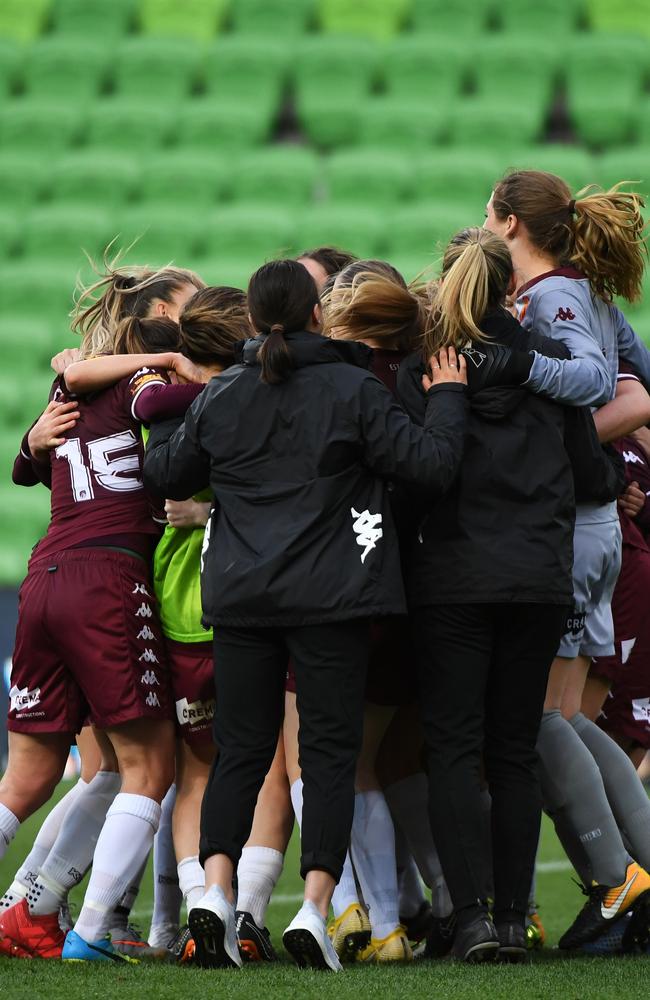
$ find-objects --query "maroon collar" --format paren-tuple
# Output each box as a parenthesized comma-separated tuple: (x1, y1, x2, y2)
(517, 266, 585, 297)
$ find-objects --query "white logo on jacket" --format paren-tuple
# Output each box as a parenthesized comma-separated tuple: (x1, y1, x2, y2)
(632, 697, 650, 724)
(9, 685, 41, 713)
(351, 507, 383, 563)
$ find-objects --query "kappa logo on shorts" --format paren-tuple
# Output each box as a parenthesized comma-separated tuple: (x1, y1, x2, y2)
(138, 648, 159, 664)
(137, 625, 155, 641)
(134, 602, 153, 618)
(565, 612, 586, 637)
(132, 583, 151, 596)
(623, 451, 645, 466)
(632, 697, 650, 724)
(140, 669, 159, 686)
(175, 696, 216, 726)
(145, 691, 161, 708)
(9, 684, 41, 713)
(351, 507, 383, 564)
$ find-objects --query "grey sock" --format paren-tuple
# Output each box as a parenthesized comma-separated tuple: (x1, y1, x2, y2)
(536, 709, 628, 887)
(569, 712, 650, 872)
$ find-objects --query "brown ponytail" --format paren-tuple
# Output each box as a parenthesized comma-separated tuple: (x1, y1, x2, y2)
(324, 261, 424, 350)
(248, 260, 320, 385)
(179, 286, 250, 368)
(492, 170, 647, 302)
(422, 227, 513, 357)
(112, 315, 180, 356)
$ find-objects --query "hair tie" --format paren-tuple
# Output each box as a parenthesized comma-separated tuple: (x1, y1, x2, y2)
(568, 199, 576, 215)
(269, 323, 284, 335)
(114, 274, 137, 290)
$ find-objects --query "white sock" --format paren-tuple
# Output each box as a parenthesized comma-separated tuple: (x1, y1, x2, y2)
(394, 826, 426, 920)
(384, 773, 452, 917)
(350, 790, 399, 940)
(236, 846, 284, 927)
(74, 793, 161, 942)
(29, 770, 121, 916)
(0, 804, 20, 861)
(331, 851, 359, 918)
(150, 785, 182, 934)
(1, 780, 87, 910)
(111, 856, 148, 931)
(290, 778, 303, 830)
(178, 855, 205, 915)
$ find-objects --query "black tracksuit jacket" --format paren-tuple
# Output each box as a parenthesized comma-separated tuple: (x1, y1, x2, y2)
(143, 331, 468, 627)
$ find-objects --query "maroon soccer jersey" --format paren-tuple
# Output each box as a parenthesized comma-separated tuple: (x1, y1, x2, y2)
(369, 348, 408, 398)
(32, 368, 168, 562)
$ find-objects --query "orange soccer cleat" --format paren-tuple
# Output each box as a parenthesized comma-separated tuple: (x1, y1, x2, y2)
(0, 898, 65, 959)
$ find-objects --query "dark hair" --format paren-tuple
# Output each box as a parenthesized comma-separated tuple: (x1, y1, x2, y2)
(179, 286, 250, 368)
(113, 315, 180, 356)
(297, 246, 358, 277)
(324, 260, 422, 350)
(492, 170, 647, 302)
(247, 260, 320, 385)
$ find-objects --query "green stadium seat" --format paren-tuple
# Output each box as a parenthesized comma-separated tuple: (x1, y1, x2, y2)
(113, 39, 202, 101)
(383, 37, 468, 104)
(499, 0, 581, 34)
(569, 96, 636, 149)
(565, 36, 648, 106)
(0, 40, 23, 99)
(203, 206, 295, 260)
(0, 315, 57, 371)
(191, 256, 254, 289)
(325, 149, 412, 205)
(448, 100, 545, 150)
(296, 97, 362, 150)
(24, 39, 110, 100)
(0, 0, 51, 42)
(231, 0, 314, 38)
(471, 37, 558, 106)
(635, 99, 650, 146)
(385, 202, 473, 259)
(137, 150, 231, 205)
(1, 372, 55, 428)
(413, 150, 502, 213)
(118, 206, 208, 263)
(0, 101, 81, 152)
(202, 39, 289, 113)
(588, 0, 650, 40)
(0, 154, 48, 208)
(293, 205, 385, 259)
(410, 0, 491, 36)
(359, 98, 449, 149)
(294, 37, 379, 105)
(0, 210, 21, 259)
(504, 146, 595, 194)
(49, 152, 138, 209)
(22, 206, 113, 266)
(230, 148, 320, 207)
(177, 100, 272, 149)
(51, 0, 134, 39)
(391, 254, 439, 284)
(597, 148, 650, 197)
(139, 0, 229, 40)
(85, 101, 172, 152)
(0, 484, 51, 585)
(318, 0, 409, 39)
(0, 262, 77, 324)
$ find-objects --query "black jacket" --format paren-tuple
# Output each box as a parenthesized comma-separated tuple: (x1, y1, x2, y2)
(144, 331, 468, 627)
(397, 309, 575, 606)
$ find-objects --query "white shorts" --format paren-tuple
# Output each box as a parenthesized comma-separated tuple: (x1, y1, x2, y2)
(557, 518, 622, 659)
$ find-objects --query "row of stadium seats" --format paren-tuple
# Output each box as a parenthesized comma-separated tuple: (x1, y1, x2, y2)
(1, 0, 624, 43)
(1, 35, 647, 106)
(2, 95, 650, 153)
(1, 146, 648, 213)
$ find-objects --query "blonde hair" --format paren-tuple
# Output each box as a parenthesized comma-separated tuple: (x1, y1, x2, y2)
(72, 248, 204, 358)
(492, 171, 647, 302)
(421, 227, 513, 356)
(324, 260, 423, 350)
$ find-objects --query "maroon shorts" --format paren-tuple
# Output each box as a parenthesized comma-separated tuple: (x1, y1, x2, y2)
(598, 655, 650, 750)
(9, 548, 172, 734)
(167, 638, 215, 746)
(591, 545, 650, 686)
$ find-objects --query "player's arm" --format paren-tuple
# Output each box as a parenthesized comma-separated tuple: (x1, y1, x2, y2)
(12, 400, 80, 488)
(593, 374, 650, 444)
(64, 352, 203, 394)
(614, 306, 650, 391)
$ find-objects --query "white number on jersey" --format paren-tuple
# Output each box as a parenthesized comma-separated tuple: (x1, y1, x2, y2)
(55, 431, 142, 502)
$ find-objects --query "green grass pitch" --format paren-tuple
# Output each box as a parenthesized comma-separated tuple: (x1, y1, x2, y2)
(1, 781, 648, 999)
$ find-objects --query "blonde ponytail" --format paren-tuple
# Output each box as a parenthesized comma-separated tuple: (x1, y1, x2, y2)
(324, 263, 424, 349)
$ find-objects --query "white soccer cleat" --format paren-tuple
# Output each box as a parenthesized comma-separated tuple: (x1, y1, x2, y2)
(283, 900, 343, 972)
(187, 885, 242, 969)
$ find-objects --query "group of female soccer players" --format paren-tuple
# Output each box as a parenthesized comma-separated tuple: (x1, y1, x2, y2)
(0, 166, 650, 972)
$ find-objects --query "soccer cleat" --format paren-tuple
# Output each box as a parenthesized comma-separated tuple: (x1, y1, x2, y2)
(167, 924, 195, 965)
(414, 912, 456, 959)
(0, 898, 65, 959)
(58, 903, 74, 933)
(62, 928, 138, 963)
(400, 901, 434, 944)
(327, 902, 371, 961)
(235, 910, 277, 962)
(187, 886, 242, 969)
(148, 920, 180, 950)
(496, 921, 528, 963)
(525, 910, 545, 949)
(582, 913, 631, 955)
(450, 915, 499, 963)
(559, 862, 650, 950)
(283, 901, 342, 972)
(110, 922, 170, 960)
(356, 926, 413, 963)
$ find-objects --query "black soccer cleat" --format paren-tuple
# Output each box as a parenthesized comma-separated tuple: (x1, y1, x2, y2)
(559, 863, 650, 950)
(235, 910, 278, 962)
(400, 901, 435, 944)
(450, 915, 499, 963)
(167, 924, 196, 965)
(496, 920, 528, 963)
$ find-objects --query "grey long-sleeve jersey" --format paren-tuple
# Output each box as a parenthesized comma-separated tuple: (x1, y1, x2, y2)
(518, 270, 650, 408)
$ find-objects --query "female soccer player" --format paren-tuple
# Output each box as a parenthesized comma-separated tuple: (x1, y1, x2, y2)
(143, 259, 468, 972)
(485, 172, 650, 949)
